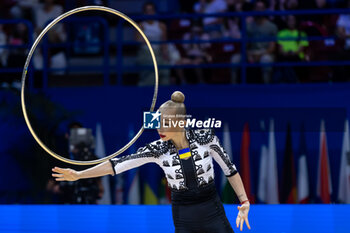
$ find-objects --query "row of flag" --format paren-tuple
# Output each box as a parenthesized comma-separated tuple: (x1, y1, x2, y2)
(223, 119, 350, 204)
(95, 119, 350, 205)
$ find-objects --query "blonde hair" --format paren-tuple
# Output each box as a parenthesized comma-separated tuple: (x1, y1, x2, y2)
(159, 91, 186, 115)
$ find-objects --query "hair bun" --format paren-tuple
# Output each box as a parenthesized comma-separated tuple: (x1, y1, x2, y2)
(171, 91, 185, 103)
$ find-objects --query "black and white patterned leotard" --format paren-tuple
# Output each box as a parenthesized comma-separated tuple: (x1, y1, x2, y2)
(109, 128, 238, 192)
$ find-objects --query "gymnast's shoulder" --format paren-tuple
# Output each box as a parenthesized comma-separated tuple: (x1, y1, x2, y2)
(136, 139, 171, 157)
(185, 128, 216, 145)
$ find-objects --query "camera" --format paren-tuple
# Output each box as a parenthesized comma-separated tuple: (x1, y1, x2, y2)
(59, 127, 100, 204)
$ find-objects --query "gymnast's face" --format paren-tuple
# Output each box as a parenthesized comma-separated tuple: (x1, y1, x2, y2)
(157, 107, 186, 141)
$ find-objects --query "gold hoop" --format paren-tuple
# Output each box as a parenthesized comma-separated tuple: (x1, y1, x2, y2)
(21, 6, 158, 165)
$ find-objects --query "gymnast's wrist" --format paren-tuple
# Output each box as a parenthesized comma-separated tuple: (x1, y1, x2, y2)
(76, 171, 83, 180)
(240, 199, 250, 205)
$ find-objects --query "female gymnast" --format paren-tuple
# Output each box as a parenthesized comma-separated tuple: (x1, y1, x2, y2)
(52, 91, 251, 233)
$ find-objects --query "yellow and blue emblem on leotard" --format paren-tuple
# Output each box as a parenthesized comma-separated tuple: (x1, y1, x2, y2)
(178, 148, 191, 159)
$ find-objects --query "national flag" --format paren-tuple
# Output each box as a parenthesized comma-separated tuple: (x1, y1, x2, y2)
(142, 143, 161, 204)
(281, 123, 297, 203)
(257, 120, 268, 203)
(125, 124, 141, 204)
(266, 119, 279, 204)
(338, 120, 350, 203)
(115, 172, 124, 204)
(221, 123, 235, 203)
(240, 122, 254, 203)
(95, 122, 111, 204)
(159, 177, 171, 204)
(317, 120, 332, 203)
(143, 180, 159, 204)
(297, 124, 310, 203)
(114, 128, 124, 204)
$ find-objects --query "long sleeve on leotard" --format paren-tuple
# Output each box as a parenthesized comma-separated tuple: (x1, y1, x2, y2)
(209, 135, 238, 177)
(109, 144, 159, 176)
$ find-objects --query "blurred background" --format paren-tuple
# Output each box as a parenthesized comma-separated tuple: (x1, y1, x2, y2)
(0, 0, 350, 232)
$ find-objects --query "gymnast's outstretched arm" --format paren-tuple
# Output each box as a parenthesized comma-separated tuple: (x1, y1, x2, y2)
(52, 144, 159, 182)
(52, 160, 114, 181)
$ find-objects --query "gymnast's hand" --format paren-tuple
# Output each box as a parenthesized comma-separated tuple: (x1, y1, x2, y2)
(236, 201, 251, 231)
(52, 167, 79, 181)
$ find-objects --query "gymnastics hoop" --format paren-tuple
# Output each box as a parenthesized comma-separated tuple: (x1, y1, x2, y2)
(21, 6, 159, 165)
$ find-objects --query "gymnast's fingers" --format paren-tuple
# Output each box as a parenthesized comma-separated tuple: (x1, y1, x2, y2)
(53, 167, 66, 172)
(52, 167, 60, 173)
(240, 217, 244, 231)
(236, 215, 240, 228)
(55, 178, 66, 181)
(52, 173, 63, 178)
(245, 216, 251, 230)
